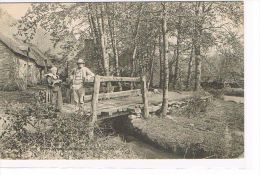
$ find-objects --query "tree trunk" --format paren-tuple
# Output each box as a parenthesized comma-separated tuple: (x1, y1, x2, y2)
(88, 5, 99, 47)
(161, 3, 169, 117)
(169, 50, 175, 88)
(159, 34, 163, 89)
(106, 3, 122, 91)
(193, 37, 202, 91)
(186, 44, 194, 89)
(96, 4, 111, 92)
(97, 4, 109, 77)
(193, 2, 203, 91)
(130, 47, 137, 90)
(194, 44, 201, 91)
(173, 16, 181, 90)
(130, 4, 143, 89)
(141, 75, 149, 119)
(148, 42, 156, 90)
(88, 4, 103, 73)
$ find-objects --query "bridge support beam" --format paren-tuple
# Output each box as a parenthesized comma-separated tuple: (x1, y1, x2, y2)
(89, 75, 100, 140)
(141, 75, 149, 119)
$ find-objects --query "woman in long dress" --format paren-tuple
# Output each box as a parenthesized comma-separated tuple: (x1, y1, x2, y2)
(45, 66, 63, 111)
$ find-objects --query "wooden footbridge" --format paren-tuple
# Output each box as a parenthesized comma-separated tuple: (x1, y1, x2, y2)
(45, 75, 194, 138)
(62, 75, 192, 118)
(61, 75, 150, 138)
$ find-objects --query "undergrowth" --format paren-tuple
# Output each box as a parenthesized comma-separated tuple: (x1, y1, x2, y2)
(169, 91, 212, 118)
(0, 101, 137, 159)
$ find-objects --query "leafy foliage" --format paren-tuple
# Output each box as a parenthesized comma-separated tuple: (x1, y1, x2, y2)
(0, 101, 137, 159)
(171, 93, 212, 118)
(14, 2, 243, 90)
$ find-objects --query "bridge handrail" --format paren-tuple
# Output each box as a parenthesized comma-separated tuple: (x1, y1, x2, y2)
(89, 75, 149, 139)
(84, 76, 141, 83)
(99, 76, 141, 82)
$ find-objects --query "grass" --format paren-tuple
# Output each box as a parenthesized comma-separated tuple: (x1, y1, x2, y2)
(0, 90, 138, 159)
(130, 99, 244, 158)
(1, 135, 138, 159)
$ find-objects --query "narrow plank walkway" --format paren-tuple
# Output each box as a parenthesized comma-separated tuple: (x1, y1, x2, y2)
(62, 91, 194, 118)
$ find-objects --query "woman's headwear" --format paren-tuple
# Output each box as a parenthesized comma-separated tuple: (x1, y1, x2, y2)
(50, 66, 58, 73)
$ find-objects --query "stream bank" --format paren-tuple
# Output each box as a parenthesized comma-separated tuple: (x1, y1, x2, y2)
(112, 96, 244, 159)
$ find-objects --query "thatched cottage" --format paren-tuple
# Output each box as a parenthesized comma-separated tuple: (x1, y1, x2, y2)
(0, 32, 50, 90)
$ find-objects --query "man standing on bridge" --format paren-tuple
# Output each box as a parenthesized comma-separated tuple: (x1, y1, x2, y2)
(70, 59, 95, 109)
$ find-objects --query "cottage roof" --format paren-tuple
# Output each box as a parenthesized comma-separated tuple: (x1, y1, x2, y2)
(0, 32, 51, 68)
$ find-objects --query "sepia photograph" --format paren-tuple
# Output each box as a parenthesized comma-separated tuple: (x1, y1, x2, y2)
(0, 1, 244, 160)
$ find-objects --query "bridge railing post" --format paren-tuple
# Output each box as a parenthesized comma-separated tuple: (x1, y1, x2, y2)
(141, 75, 149, 119)
(89, 75, 100, 139)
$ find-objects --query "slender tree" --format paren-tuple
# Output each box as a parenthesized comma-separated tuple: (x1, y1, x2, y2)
(96, 4, 110, 77)
(186, 44, 194, 89)
(161, 2, 169, 117)
(172, 3, 183, 90)
(130, 3, 143, 89)
(106, 3, 122, 91)
(193, 2, 203, 91)
(158, 33, 163, 88)
(147, 41, 156, 89)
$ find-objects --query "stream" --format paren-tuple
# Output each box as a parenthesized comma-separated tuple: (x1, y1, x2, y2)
(111, 95, 244, 159)
(122, 135, 183, 159)
(223, 95, 244, 103)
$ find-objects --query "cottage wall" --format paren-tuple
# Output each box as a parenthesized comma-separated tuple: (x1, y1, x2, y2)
(0, 41, 41, 89)
(17, 58, 41, 85)
(0, 41, 17, 88)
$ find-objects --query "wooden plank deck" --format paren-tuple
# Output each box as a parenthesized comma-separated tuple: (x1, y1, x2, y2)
(62, 91, 194, 119)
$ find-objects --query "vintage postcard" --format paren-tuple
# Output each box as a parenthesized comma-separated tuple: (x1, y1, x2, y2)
(0, 0, 252, 171)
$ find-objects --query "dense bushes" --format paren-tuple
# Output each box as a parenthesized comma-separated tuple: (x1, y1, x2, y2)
(0, 101, 137, 159)
(169, 91, 212, 118)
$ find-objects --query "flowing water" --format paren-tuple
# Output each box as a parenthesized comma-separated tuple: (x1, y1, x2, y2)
(122, 135, 183, 159)
(223, 95, 244, 103)
(115, 95, 244, 159)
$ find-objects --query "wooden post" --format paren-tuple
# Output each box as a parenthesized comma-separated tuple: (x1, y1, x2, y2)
(44, 59, 48, 74)
(66, 61, 71, 103)
(141, 75, 149, 119)
(45, 89, 49, 104)
(89, 75, 101, 139)
(43, 57, 49, 104)
(45, 88, 51, 104)
(25, 47, 30, 88)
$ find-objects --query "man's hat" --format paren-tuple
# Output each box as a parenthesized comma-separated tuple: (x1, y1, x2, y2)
(77, 59, 85, 64)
